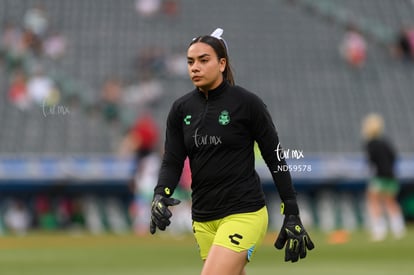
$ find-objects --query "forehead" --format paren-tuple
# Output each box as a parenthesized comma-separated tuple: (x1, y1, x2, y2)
(187, 42, 216, 58)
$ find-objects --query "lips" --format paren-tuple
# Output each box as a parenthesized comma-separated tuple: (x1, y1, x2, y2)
(192, 76, 202, 81)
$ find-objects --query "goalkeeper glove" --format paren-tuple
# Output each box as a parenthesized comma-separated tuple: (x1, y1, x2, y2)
(150, 194, 181, 234)
(274, 202, 315, 262)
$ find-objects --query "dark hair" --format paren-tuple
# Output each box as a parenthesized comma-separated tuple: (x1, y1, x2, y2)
(189, 35, 235, 85)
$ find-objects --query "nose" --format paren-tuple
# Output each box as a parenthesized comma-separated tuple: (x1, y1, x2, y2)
(191, 66, 199, 73)
(190, 62, 200, 73)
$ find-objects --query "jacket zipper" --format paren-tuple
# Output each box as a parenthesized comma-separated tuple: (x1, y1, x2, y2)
(201, 96, 209, 125)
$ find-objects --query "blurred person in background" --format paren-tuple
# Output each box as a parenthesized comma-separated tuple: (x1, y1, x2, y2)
(99, 76, 123, 123)
(339, 24, 367, 69)
(43, 30, 67, 60)
(362, 113, 406, 241)
(23, 4, 49, 39)
(0, 21, 29, 73)
(161, 0, 180, 19)
(135, 46, 166, 77)
(149, 28, 314, 274)
(122, 72, 163, 109)
(26, 65, 60, 106)
(33, 194, 58, 231)
(4, 199, 31, 235)
(22, 4, 49, 57)
(119, 111, 160, 235)
(391, 25, 414, 62)
(135, 0, 161, 18)
(21, 25, 43, 56)
(7, 69, 30, 111)
(165, 48, 188, 78)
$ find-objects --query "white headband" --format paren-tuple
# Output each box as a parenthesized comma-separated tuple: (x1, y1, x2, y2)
(210, 27, 229, 54)
(210, 28, 224, 39)
(192, 27, 229, 54)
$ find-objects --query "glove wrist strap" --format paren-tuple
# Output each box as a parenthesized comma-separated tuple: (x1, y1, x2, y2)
(281, 200, 299, 215)
(154, 186, 173, 198)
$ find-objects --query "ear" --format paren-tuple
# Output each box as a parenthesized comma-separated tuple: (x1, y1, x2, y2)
(219, 58, 226, 73)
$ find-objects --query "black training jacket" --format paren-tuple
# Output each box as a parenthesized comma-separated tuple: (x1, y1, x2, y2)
(155, 80, 297, 222)
(366, 138, 396, 179)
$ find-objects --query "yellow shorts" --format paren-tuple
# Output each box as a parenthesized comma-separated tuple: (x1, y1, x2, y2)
(192, 206, 268, 262)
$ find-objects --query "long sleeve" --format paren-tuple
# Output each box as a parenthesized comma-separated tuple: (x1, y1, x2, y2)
(154, 101, 187, 197)
(249, 95, 299, 214)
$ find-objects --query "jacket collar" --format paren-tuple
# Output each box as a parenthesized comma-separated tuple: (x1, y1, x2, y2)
(197, 80, 229, 99)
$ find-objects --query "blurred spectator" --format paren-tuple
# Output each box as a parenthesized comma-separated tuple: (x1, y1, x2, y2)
(339, 24, 367, 69)
(23, 4, 49, 38)
(361, 113, 406, 241)
(21, 4, 49, 57)
(4, 199, 31, 235)
(165, 50, 187, 78)
(82, 195, 105, 234)
(43, 30, 67, 60)
(54, 196, 83, 230)
(392, 25, 414, 62)
(135, 46, 166, 77)
(22, 27, 43, 56)
(100, 77, 123, 123)
(104, 197, 130, 234)
(162, 0, 180, 19)
(33, 194, 58, 230)
(0, 21, 20, 54)
(119, 111, 160, 235)
(135, 0, 161, 17)
(27, 65, 60, 106)
(8, 69, 30, 111)
(70, 198, 86, 230)
(122, 73, 163, 109)
(0, 21, 28, 73)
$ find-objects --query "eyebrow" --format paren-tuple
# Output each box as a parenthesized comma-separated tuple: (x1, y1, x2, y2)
(187, 53, 211, 60)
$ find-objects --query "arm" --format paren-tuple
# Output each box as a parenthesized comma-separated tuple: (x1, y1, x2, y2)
(249, 96, 298, 213)
(154, 101, 187, 197)
(150, 102, 186, 234)
(249, 95, 314, 262)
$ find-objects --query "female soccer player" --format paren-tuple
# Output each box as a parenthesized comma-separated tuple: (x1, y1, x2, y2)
(362, 113, 406, 241)
(150, 28, 314, 274)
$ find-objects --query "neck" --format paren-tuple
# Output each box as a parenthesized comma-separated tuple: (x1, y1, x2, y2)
(198, 76, 224, 94)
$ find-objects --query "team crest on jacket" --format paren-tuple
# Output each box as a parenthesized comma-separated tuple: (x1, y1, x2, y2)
(218, 110, 230, 125)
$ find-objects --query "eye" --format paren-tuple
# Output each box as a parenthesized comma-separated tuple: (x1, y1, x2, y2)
(187, 60, 194, 65)
(200, 59, 208, 63)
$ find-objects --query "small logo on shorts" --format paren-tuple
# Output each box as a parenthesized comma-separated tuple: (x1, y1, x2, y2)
(228, 233, 243, 245)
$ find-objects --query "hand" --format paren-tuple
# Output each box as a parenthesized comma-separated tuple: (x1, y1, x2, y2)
(274, 215, 315, 262)
(150, 194, 181, 234)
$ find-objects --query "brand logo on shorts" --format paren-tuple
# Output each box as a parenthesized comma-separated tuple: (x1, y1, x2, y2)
(228, 233, 243, 245)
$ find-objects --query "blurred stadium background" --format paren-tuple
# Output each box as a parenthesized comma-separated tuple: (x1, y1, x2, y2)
(0, 0, 413, 246)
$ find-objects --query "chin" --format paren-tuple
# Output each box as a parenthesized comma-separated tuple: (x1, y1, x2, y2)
(195, 83, 206, 90)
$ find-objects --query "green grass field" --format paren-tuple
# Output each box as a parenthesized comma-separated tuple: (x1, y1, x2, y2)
(1, 225, 413, 275)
